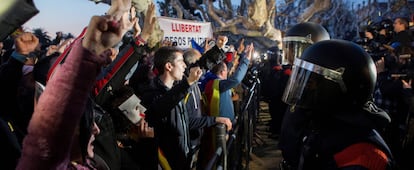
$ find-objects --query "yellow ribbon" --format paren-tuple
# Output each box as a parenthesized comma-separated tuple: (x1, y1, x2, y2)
(158, 147, 172, 170)
(210, 80, 220, 117)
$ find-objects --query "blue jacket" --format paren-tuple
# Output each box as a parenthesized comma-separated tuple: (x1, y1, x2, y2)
(200, 55, 249, 121)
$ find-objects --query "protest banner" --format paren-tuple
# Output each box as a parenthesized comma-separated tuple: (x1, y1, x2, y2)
(158, 16, 213, 48)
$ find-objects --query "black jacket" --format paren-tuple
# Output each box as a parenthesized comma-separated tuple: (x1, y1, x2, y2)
(0, 56, 24, 170)
(280, 106, 394, 170)
(141, 77, 215, 170)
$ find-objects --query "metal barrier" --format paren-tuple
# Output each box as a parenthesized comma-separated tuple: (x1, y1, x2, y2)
(205, 124, 228, 170)
(204, 69, 261, 170)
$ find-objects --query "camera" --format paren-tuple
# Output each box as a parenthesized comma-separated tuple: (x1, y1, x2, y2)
(390, 54, 414, 80)
(190, 45, 226, 70)
(368, 19, 394, 38)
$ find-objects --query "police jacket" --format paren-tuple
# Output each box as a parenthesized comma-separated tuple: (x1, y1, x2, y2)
(285, 105, 394, 170)
(141, 77, 216, 170)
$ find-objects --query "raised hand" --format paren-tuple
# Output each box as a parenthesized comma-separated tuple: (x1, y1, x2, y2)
(375, 57, 385, 73)
(130, 6, 141, 37)
(57, 38, 74, 54)
(244, 42, 254, 61)
(46, 38, 74, 56)
(204, 38, 214, 52)
(82, 15, 131, 55)
(187, 66, 203, 85)
(140, 3, 156, 42)
(237, 39, 245, 54)
(120, 9, 138, 34)
(127, 119, 154, 141)
(139, 119, 154, 138)
(46, 45, 58, 56)
(162, 39, 173, 47)
(107, 0, 132, 20)
(402, 79, 412, 89)
(15, 32, 39, 55)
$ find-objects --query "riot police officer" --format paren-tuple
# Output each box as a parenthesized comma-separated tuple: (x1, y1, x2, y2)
(281, 39, 394, 170)
(277, 22, 330, 166)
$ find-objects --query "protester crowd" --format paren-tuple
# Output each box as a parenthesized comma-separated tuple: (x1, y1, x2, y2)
(1, 0, 414, 169)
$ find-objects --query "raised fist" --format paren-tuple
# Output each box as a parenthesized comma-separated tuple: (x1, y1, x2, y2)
(15, 32, 39, 55)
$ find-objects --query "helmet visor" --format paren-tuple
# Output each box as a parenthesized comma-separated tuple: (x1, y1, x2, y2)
(282, 36, 313, 65)
(282, 58, 346, 109)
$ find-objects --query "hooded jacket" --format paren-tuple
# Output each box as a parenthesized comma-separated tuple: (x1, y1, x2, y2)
(141, 77, 216, 170)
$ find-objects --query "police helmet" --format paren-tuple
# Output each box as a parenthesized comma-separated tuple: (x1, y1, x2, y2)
(282, 22, 330, 65)
(266, 46, 283, 65)
(282, 39, 376, 111)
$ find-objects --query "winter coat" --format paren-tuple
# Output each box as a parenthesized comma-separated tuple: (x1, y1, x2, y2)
(141, 77, 216, 170)
(16, 39, 111, 169)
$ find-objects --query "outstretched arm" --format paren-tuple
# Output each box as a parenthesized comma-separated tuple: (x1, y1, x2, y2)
(17, 14, 125, 169)
(219, 43, 253, 91)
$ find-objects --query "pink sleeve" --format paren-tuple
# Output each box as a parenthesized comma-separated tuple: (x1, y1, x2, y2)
(17, 39, 111, 169)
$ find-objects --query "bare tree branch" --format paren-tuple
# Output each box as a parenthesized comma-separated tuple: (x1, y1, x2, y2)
(248, 0, 268, 28)
(222, 16, 244, 27)
(391, 0, 407, 12)
(267, 0, 276, 27)
(213, 5, 230, 19)
(320, 0, 340, 22)
(170, 0, 184, 19)
(299, 0, 331, 22)
(264, 0, 282, 43)
(188, 0, 208, 20)
(216, 25, 264, 37)
(239, 0, 248, 16)
(223, 0, 234, 17)
(205, 0, 226, 26)
(171, 0, 203, 20)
